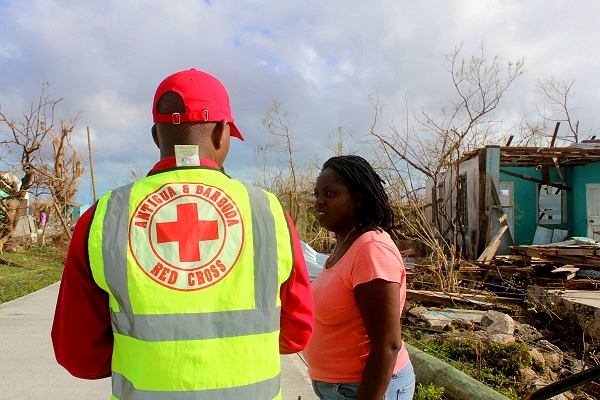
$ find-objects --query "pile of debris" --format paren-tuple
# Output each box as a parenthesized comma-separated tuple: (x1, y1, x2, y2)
(406, 307, 599, 399)
(403, 236, 600, 340)
(463, 237, 600, 289)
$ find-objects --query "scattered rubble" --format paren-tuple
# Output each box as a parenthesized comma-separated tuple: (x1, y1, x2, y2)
(403, 236, 600, 340)
(481, 310, 515, 335)
(405, 305, 599, 399)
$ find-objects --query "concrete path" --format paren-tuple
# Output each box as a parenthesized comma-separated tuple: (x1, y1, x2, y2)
(0, 282, 317, 400)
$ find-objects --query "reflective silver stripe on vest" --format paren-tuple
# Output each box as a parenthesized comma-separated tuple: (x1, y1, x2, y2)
(111, 306, 280, 341)
(112, 372, 280, 400)
(103, 184, 134, 313)
(244, 185, 278, 309)
(102, 182, 281, 339)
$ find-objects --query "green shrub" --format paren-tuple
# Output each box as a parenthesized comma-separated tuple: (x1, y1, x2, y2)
(405, 333, 530, 399)
(414, 383, 446, 400)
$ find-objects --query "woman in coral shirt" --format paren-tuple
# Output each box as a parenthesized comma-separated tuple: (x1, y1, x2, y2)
(304, 155, 414, 400)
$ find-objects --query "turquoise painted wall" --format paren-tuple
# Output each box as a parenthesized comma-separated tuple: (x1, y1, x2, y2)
(572, 162, 600, 237)
(500, 167, 573, 245)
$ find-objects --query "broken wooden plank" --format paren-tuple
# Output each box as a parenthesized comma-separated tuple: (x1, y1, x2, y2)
(494, 254, 532, 262)
(477, 225, 508, 262)
(551, 265, 579, 280)
(523, 253, 600, 268)
(407, 289, 494, 307)
(552, 265, 579, 273)
(406, 289, 522, 307)
(498, 214, 508, 224)
(545, 239, 578, 246)
(557, 248, 598, 256)
(513, 246, 599, 258)
(0, 256, 34, 270)
(552, 157, 564, 180)
(531, 277, 600, 290)
(499, 169, 572, 191)
(499, 146, 600, 168)
(488, 178, 515, 247)
(549, 122, 561, 147)
(459, 259, 533, 275)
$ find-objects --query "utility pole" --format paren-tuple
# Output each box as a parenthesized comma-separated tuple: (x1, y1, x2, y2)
(87, 127, 98, 202)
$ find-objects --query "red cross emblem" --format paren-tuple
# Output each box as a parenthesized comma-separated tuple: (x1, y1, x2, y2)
(156, 203, 219, 262)
(129, 182, 244, 291)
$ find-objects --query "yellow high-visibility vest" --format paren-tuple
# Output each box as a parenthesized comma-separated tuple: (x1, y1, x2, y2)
(88, 167, 294, 399)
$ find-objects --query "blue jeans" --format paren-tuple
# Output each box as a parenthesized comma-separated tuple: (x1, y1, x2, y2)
(311, 361, 415, 400)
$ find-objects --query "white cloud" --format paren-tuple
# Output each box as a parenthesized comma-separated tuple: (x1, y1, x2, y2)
(82, 90, 146, 132)
(1, 0, 600, 201)
(0, 40, 19, 61)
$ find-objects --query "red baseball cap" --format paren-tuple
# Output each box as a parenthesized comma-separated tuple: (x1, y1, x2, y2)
(152, 69, 244, 141)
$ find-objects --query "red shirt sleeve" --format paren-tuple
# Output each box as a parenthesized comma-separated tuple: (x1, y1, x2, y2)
(51, 205, 113, 379)
(279, 212, 314, 354)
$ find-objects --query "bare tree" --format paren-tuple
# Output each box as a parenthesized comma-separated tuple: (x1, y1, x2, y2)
(327, 126, 350, 157)
(517, 77, 600, 147)
(255, 100, 353, 251)
(123, 165, 144, 184)
(372, 44, 524, 182)
(35, 119, 85, 240)
(514, 115, 547, 147)
(0, 81, 83, 246)
(535, 78, 580, 143)
(253, 143, 285, 192)
(367, 44, 525, 290)
(260, 99, 304, 225)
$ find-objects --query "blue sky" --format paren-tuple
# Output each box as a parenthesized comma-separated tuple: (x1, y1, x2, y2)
(1, 0, 600, 203)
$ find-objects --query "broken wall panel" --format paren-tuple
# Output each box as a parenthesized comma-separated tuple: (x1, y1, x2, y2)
(426, 146, 600, 257)
(538, 184, 567, 224)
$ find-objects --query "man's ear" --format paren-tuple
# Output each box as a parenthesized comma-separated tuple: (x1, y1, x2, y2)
(211, 120, 228, 150)
(152, 124, 160, 148)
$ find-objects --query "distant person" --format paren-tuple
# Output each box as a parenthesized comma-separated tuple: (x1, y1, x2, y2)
(304, 155, 414, 400)
(39, 211, 47, 227)
(52, 68, 314, 399)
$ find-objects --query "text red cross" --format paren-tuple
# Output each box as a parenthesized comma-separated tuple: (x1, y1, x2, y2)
(156, 203, 219, 262)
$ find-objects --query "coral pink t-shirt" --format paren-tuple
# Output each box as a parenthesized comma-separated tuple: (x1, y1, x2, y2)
(304, 230, 410, 382)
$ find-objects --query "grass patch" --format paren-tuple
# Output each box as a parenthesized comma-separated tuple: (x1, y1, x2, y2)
(404, 327, 528, 400)
(414, 383, 447, 400)
(0, 247, 66, 304)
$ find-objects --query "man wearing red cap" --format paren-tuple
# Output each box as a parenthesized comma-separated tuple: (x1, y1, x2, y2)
(52, 69, 314, 399)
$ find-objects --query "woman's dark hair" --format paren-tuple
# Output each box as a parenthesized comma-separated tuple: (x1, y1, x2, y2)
(322, 155, 395, 234)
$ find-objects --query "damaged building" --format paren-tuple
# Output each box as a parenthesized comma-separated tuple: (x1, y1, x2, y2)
(426, 143, 600, 257)
(424, 141, 600, 338)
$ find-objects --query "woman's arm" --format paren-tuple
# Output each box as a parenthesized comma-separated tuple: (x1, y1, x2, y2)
(355, 278, 403, 400)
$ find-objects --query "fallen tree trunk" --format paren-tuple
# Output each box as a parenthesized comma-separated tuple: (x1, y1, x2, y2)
(0, 256, 33, 270)
(406, 343, 511, 400)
